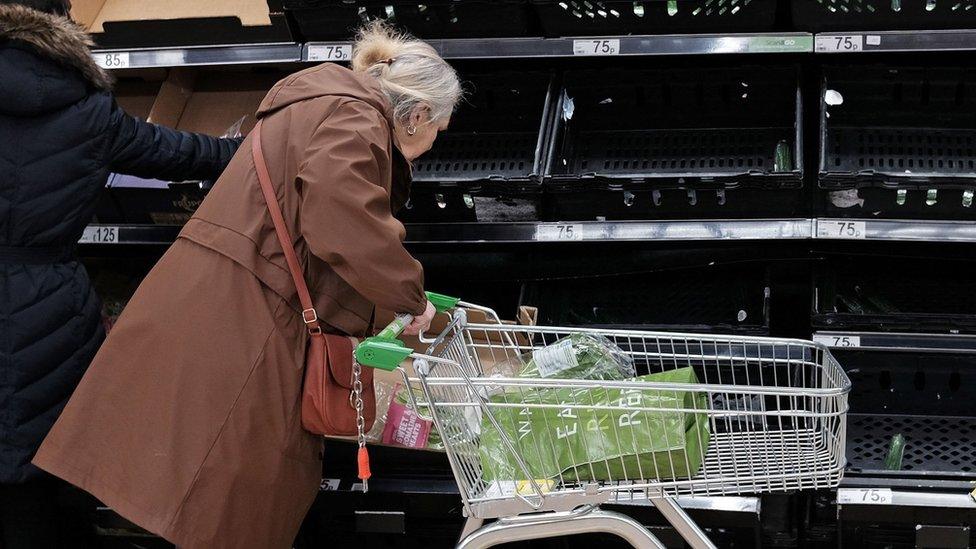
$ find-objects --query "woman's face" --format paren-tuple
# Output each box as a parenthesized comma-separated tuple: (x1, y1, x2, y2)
(395, 106, 450, 162)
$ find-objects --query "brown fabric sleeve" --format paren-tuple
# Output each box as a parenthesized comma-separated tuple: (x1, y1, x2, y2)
(297, 100, 426, 316)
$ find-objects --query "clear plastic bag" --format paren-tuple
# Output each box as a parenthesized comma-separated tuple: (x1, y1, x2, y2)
(502, 333, 636, 381)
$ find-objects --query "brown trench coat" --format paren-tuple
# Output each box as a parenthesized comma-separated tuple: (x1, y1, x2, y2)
(33, 63, 428, 548)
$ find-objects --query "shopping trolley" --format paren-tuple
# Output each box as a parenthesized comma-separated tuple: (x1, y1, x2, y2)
(354, 293, 850, 549)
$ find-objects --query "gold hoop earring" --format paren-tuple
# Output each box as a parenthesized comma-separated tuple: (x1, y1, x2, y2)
(406, 126, 417, 136)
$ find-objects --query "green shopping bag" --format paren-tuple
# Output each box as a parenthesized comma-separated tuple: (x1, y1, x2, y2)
(480, 367, 710, 484)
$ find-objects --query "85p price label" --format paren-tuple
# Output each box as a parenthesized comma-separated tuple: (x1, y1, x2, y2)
(535, 224, 584, 242)
(96, 52, 130, 69)
(573, 39, 620, 56)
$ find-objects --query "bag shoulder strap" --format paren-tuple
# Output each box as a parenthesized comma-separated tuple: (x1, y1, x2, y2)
(250, 120, 322, 335)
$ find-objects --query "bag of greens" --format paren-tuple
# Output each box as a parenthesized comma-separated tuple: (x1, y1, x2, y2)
(480, 367, 710, 484)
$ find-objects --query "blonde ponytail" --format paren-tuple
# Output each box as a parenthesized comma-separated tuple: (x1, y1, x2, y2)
(352, 21, 462, 125)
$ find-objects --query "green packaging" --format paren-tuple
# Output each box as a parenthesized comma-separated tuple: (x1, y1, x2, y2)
(480, 367, 710, 484)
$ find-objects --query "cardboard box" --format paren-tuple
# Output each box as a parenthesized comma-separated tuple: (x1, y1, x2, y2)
(110, 68, 283, 225)
(71, 0, 292, 49)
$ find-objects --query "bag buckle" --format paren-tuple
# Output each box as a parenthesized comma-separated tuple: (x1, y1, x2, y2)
(302, 308, 322, 335)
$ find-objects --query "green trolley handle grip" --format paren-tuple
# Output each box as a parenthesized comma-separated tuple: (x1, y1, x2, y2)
(354, 291, 459, 371)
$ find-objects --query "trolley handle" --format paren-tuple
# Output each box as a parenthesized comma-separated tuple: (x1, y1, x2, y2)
(355, 291, 459, 371)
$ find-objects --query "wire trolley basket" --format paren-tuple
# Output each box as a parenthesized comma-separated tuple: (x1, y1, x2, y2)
(357, 299, 850, 549)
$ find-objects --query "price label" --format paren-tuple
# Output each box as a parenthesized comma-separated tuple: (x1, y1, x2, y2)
(813, 334, 861, 348)
(96, 52, 130, 69)
(535, 224, 584, 242)
(79, 226, 119, 244)
(320, 479, 340, 491)
(307, 44, 353, 62)
(818, 220, 867, 240)
(573, 39, 620, 56)
(815, 35, 864, 53)
(838, 488, 892, 505)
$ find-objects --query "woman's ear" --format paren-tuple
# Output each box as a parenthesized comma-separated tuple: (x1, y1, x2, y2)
(410, 104, 432, 127)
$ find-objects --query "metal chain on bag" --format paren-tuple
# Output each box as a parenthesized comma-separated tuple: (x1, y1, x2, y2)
(352, 357, 369, 493)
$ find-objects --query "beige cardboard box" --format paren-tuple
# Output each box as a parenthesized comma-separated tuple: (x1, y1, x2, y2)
(148, 68, 284, 136)
(71, 0, 272, 33)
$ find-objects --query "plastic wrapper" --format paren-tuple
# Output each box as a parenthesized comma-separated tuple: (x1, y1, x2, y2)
(480, 367, 710, 484)
(502, 333, 636, 381)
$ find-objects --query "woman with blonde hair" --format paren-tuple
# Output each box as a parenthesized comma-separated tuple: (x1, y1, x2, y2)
(33, 22, 462, 548)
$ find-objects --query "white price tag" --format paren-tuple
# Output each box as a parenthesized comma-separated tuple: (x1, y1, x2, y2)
(573, 39, 620, 56)
(838, 488, 892, 505)
(320, 479, 340, 491)
(96, 52, 130, 69)
(307, 44, 353, 62)
(79, 226, 119, 244)
(818, 220, 867, 240)
(535, 224, 584, 241)
(815, 35, 864, 53)
(532, 339, 579, 378)
(813, 334, 861, 348)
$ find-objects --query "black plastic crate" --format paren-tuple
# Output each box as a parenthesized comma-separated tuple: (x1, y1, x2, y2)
(833, 349, 976, 481)
(413, 71, 556, 187)
(822, 187, 976, 219)
(819, 66, 976, 194)
(532, 0, 778, 37)
(522, 263, 771, 334)
(812, 256, 976, 333)
(283, 0, 534, 41)
(793, 0, 976, 32)
(545, 65, 803, 198)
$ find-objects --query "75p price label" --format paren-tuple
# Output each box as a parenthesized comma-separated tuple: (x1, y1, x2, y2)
(837, 488, 892, 505)
(573, 39, 620, 56)
(535, 224, 584, 242)
(818, 220, 867, 240)
(95, 52, 130, 69)
(79, 226, 119, 244)
(813, 334, 861, 348)
(816, 35, 864, 53)
(307, 44, 353, 62)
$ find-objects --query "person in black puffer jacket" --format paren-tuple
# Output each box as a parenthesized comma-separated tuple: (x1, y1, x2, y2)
(0, 0, 241, 545)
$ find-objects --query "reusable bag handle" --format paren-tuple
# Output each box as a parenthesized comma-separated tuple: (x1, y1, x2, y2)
(250, 120, 321, 335)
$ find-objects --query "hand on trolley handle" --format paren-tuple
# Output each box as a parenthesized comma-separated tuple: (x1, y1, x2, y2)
(352, 293, 851, 549)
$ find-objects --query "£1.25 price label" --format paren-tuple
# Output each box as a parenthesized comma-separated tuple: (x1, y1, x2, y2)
(307, 44, 353, 62)
(837, 488, 892, 505)
(79, 226, 119, 244)
(573, 39, 620, 56)
(535, 224, 584, 242)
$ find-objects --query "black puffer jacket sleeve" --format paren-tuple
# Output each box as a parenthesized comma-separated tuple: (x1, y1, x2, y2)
(105, 97, 241, 181)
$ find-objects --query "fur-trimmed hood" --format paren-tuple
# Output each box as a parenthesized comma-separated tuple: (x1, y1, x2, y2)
(0, 4, 112, 91)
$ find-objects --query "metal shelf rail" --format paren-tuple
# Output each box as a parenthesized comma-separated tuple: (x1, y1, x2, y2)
(90, 33, 813, 69)
(80, 218, 976, 245)
(91, 42, 303, 70)
(813, 331, 976, 353)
